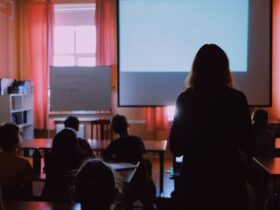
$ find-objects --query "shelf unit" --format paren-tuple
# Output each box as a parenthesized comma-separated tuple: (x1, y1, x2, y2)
(0, 94, 34, 139)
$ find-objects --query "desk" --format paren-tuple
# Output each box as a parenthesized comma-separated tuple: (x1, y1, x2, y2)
(4, 201, 81, 210)
(22, 139, 167, 195)
(253, 157, 280, 209)
(253, 157, 280, 176)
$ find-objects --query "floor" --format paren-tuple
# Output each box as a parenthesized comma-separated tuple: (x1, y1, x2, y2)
(148, 154, 174, 198)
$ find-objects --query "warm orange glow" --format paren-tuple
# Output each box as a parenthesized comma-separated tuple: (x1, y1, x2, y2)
(269, 0, 280, 120)
(0, 1, 13, 16)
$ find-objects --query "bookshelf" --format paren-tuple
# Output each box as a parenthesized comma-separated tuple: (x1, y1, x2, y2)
(0, 94, 34, 139)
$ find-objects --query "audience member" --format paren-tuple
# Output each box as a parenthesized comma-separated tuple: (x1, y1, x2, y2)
(42, 128, 87, 199)
(169, 44, 253, 210)
(246, 109, 275, 209)
(251, 109, 275, 157)
(75, 158, 115, 210)
(102, 114, 156, 210)
(0, 123, 33, 200)
(64, 116, 94, 157)
(102, 114, 145, 163)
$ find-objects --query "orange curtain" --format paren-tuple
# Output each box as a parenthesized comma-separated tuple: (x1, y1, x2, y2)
(95, 0, 117, 66)
(19, 1, 54, 129)
(268, 0, 280, 120)
(145, 107, 169, 133)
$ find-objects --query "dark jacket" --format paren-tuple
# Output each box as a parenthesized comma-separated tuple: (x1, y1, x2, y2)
(169, 86, 253, 210)
(102, 135, 145, 164)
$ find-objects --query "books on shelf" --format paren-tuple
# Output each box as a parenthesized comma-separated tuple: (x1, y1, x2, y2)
(0, 78, 33, 95)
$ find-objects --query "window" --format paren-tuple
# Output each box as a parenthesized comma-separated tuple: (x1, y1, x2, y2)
(53, 4, 96, 66)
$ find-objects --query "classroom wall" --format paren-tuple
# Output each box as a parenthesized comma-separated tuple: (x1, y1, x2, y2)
(1, 0, 280, 140)
(0, 0, 16, 78)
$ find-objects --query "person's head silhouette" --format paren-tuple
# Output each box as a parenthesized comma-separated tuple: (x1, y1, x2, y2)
(252, 109, 269, 128)
(75, 158, 115, 210)
(188, 44, 233, 88)
(111, 114, 129, 136)
(0, 123, 21, 152)
(52, 128, 78, 157)
(64, 116, 80, 132)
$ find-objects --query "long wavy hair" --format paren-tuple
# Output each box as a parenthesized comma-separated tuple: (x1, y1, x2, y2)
(187, 44, 233, 88)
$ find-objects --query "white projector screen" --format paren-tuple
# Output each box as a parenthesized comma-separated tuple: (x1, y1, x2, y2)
(118, 0, 272, 106)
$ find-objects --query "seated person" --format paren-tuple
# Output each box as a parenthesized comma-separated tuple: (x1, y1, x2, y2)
(247, 109, 275, 206)
(0, 123, 33, 199)
(102, 114, 155, 210)
(75, 158, 115, 210)
(251, 109, 275, 157)
(64, 116, 94, 157)
(102, 114, 145, 163)
(42, 129, 87, 199)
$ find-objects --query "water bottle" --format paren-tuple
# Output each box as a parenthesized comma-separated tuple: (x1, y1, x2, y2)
(33, 149, 41, 174)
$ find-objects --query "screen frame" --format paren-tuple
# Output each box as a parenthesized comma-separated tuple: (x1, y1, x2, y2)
(117, 0, 272, 107)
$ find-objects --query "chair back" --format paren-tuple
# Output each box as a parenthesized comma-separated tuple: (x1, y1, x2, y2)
(91, 119, 113, 140)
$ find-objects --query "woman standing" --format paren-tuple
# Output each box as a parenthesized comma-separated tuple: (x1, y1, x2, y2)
(169, 44, 253, 210)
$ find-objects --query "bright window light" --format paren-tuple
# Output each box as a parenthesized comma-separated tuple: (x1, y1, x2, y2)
(76, 26, 96, 53)
(54, 26, 75, 54)
(167, 105, 176, 121)
(53, 55, 75, 66)
(53, 3, 96, 67)
(78, 57, 96, 66)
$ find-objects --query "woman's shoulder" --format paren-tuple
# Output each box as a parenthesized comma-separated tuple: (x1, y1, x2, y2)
(176, 87, 247, 104)
(128, 135, 143, 141)
(176, 88, 193, 100)
(180, 87, 193, 95)
(225, 88, 248, 104)
(227, 87, 246, 97)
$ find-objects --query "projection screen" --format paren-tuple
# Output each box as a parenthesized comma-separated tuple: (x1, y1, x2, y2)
(118, 0, 272, 106)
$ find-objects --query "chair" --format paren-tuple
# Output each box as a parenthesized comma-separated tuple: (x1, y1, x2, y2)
(90, 119, 113, 140)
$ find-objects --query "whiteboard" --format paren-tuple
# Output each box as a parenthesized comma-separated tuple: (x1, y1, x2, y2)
(50, 66, 111, 112)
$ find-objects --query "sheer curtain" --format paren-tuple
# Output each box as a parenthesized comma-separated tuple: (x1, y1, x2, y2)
(145, 107, 169, 139)
(269, 0, 280, 120)
(18, 0, 54, 129)
(95, 0, 117, 66)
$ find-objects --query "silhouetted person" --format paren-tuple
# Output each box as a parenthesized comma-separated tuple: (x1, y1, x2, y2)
(102, 114, 156, 210)
(247, 109, 275, 209)
(64, 116, 94, 157)
(42, 129, 87, 199)
(251, 109, 275, 157)
(102, 114, 145, 163)
(0, 123, 33, 200)
(75, 158, 115, 210)
(169, 44, 253, 210)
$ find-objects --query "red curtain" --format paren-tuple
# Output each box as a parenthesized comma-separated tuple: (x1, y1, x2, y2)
(145, 107, 169, 133)
(95, 0, 117, 66)
(22, 2, 53, 129)
(269, 0, 280, 120)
